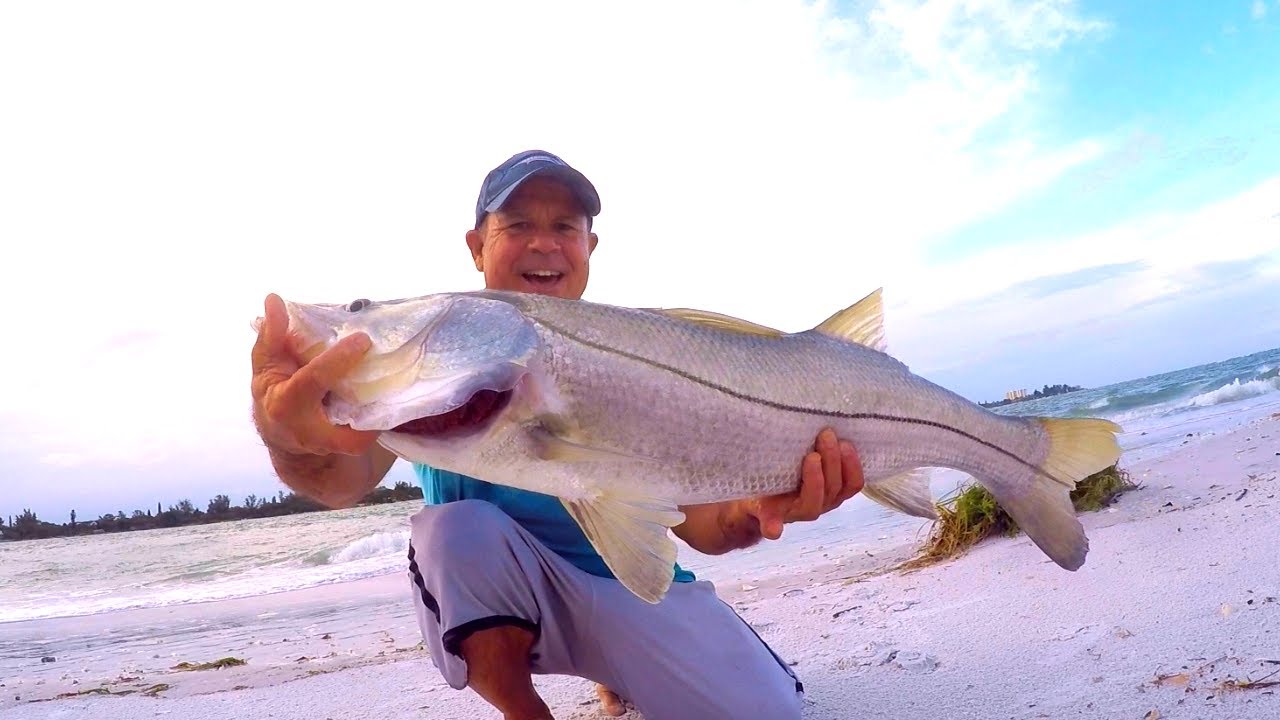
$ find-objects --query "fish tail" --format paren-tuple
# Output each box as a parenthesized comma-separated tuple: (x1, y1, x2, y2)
(979, 417, 1123, 571)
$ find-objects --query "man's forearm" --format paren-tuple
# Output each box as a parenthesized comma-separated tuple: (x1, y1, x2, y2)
(265, 443, 378, 509)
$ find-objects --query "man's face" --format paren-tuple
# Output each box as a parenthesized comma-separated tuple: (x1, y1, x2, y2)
(466, 176, 599, 300)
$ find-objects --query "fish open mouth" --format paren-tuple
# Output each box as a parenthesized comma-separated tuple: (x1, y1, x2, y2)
(389, 388, 513, 437)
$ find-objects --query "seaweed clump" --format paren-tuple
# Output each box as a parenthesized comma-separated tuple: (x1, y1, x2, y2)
(171, 657, 247, 672)
(903, 463, 1138, 569)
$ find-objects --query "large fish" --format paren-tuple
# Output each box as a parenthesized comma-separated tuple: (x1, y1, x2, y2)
(254, 289, 1123, 603)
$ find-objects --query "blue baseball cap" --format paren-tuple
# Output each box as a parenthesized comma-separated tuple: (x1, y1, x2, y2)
(474, 149, 601, 229)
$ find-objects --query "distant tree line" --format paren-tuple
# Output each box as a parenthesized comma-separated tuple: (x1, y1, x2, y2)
(0, 481, 424, 542)
(980, 383, 1084, 409)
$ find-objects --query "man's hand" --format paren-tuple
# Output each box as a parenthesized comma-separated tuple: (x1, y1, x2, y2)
(251, 293, 380, 457)
(672, 428, 864, 554)
(746, 427, 864, 540)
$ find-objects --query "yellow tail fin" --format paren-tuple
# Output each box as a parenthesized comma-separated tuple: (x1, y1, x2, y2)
(986, 417, 1123, 571)
(1038, 418, 1125, 488)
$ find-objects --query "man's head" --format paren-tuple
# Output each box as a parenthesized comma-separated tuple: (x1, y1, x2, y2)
(466, 150, 601, 300)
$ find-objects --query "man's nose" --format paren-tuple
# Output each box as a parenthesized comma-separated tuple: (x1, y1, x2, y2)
(526, 230, 560, 253)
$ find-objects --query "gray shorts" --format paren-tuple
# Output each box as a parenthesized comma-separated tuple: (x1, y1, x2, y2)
(405, 499, 803, 720)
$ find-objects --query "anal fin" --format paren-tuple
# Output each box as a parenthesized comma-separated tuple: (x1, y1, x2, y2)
(561, 492, 686, 604)
(862, 468, 939, 519)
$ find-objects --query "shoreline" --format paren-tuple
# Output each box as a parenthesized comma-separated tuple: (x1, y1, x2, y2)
(3, 412, 1278, 718)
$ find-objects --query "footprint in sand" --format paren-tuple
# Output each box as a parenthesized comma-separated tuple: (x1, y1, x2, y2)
(831, 641, 939, 673)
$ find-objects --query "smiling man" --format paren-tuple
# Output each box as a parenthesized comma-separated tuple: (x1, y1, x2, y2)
(249, 149, 865, 720)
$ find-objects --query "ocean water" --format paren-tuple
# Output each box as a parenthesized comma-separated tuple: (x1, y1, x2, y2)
(1, 346, 1277, 626)
(0, 503, 419, 624)
(989, 345, 1280, 465)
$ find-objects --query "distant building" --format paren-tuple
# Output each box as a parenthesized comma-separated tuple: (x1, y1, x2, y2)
(1005, 389, 1028, 401)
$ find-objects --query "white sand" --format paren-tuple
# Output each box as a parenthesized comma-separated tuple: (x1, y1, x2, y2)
(6, 413, 1279, 719)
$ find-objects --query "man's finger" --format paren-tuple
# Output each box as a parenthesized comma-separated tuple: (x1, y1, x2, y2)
(791, 450, 825, 522)
(835, 441, 864, 504)
(759, 500, 785, 541)
(329, 425, 382, 456)
(251, 293, 289, 369)
(250, 365, 291, 405)
(818, 428, 841, 508)
(289, 333, 372, 400)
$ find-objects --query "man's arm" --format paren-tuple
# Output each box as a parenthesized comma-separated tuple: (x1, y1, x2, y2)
(261, 438, 399, 509)
(673, 428, 863, 555)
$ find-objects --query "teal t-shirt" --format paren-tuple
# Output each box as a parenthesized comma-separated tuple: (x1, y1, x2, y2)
(414, 464, 695, 584)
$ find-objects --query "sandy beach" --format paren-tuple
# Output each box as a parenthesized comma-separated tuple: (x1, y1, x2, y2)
(4, 410, 1278, 719)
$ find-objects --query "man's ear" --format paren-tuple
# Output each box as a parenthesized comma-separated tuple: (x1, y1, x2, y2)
(587, 232, 599, 255)
(465, 228, 485, 272)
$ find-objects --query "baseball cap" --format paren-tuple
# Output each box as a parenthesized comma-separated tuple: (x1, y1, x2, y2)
(474, 149, 601, 228)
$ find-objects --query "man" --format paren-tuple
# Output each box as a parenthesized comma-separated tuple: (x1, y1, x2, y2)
(250, 150, 865, 719)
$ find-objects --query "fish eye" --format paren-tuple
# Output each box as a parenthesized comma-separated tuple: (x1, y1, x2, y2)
(347, 298, 372, 312)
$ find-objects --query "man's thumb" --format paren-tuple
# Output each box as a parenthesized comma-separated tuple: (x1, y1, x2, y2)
(292, 333, 372, 398)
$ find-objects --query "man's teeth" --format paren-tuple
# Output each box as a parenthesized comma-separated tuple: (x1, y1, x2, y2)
(526, 271, 561, 278)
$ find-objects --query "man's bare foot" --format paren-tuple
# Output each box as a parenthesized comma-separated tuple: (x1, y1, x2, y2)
(595, 683, 626, 716)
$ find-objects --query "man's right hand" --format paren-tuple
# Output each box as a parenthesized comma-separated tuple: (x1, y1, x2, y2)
(250, 293, 380, 457)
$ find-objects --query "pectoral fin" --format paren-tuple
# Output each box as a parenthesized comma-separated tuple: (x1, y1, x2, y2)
(561, 492, 686, 604)
(525, 424, 656, 465)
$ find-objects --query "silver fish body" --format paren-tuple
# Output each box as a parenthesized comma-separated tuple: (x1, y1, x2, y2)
(260, 288, 1123, 603)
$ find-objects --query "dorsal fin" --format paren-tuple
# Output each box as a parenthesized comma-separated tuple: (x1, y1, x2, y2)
(814, 288, 886, 351)
(649, 308, 784, 338)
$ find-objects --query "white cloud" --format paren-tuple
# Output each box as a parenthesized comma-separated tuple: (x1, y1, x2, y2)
(0, 0, 1119, 515)
(887, 175, 1280, 382)
(1253, 1, 1268, 20)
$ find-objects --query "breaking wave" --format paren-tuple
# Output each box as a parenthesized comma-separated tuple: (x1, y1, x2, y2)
(1185, 377, 1280, 408)
(1077, 384, 1190, 416)
(329, 530, 410, 564)
(1058, 355, 1280, 424)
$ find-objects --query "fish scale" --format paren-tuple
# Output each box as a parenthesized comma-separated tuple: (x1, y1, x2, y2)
(514, 293, 1048, 497)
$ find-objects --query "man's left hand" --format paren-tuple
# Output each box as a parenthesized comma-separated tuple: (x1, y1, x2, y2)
(746, 428, 864, 540)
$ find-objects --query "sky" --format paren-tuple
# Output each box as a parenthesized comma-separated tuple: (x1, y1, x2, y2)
(2, 0, 1277, 522)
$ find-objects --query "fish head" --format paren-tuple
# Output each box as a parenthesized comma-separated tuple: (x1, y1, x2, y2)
(255, 292, 543, 444)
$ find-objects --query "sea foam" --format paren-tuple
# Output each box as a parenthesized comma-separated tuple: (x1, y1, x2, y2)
(1186, 377, 1280, 408)
(329, 530, 411, 564)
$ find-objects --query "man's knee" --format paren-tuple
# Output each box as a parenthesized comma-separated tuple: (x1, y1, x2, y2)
(409, 499, 515, 558)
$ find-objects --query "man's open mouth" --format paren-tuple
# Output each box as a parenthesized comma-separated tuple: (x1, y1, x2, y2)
(390, 389, 513, 437)
(522, 270, 563, 287)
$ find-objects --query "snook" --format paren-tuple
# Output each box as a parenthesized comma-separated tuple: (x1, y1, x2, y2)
(256, 288, 1123, 603)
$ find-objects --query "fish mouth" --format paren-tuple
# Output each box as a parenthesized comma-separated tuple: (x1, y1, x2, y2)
(388, 388, 514, 438)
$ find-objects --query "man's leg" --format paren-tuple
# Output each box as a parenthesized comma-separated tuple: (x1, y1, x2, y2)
(587, 578, 805, 720)
(407, 499, 801, 719)
(457, 625, 550, 720)
(405, 500, 594, 719)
